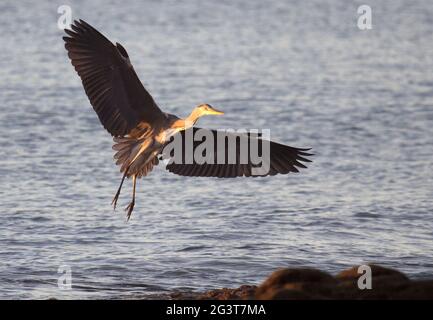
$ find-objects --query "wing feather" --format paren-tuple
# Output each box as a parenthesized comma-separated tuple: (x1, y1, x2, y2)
(163, 128, 312, 178)
(63, 19, 165, 136)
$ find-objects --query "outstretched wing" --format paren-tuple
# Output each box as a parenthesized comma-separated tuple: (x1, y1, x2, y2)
(163, 128, 312, 177)
(63, 19, 165, 137)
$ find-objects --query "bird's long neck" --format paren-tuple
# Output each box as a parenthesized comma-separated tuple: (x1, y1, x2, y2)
(183, 108, 202, 129)
(170, 108, 201, 131)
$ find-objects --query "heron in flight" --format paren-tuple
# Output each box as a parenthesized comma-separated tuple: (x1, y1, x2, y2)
(63, 20, 312, 220)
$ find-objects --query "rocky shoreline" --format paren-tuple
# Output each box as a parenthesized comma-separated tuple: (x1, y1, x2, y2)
(170, 264, 433, 300)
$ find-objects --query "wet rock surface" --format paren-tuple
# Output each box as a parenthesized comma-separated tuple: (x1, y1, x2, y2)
(171, 265, 433, 300)
(171, 285, 258, 300)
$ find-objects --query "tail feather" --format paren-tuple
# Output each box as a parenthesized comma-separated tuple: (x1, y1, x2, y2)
(112, 136, 159, 178)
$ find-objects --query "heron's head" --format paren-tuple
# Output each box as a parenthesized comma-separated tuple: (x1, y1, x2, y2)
(194, 104, 224, 117)
(185, 104, 224, 126)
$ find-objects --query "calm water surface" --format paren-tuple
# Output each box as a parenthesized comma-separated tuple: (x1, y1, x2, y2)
(1, 0, 433, 299)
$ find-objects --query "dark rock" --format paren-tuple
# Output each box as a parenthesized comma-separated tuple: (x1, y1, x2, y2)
(337, 264, 409, 283)
(255, 268, 336, 299)
(391, 280, 433, 300)
(170, 265, 433, 300)
(173, 285, 257, 300)
(258, 286, 315, 300)
(197, 285, 257, 300)
(333, 264, 413, 299)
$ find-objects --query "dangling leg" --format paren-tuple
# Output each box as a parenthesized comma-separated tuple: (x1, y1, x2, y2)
(111, 169, 129, 211)
(125, 174, 137, 221)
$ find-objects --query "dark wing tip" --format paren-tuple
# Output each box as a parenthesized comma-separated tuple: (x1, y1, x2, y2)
(296, 148, 313, 165)
(296, 147, 314, 157)
(78, 19, 91, 27)
(116, 42, 129, 58)
(63, 19, 95, 38)
(63, 28, 77, 38)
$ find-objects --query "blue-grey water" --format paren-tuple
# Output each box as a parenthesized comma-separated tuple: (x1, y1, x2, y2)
(1, 0, 433, 299)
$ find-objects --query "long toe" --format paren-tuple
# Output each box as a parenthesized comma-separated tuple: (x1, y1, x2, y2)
(111, 194, 119, 211)
(125, 201, 135, 221)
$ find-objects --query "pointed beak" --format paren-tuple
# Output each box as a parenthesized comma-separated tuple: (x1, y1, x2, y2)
(207, 106, 224, 115)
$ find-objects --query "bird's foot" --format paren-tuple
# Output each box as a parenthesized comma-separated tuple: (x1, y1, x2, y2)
(111, 196, 118, 211)
(125, 201, 135, 221)
(111, 192, 121, 211)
